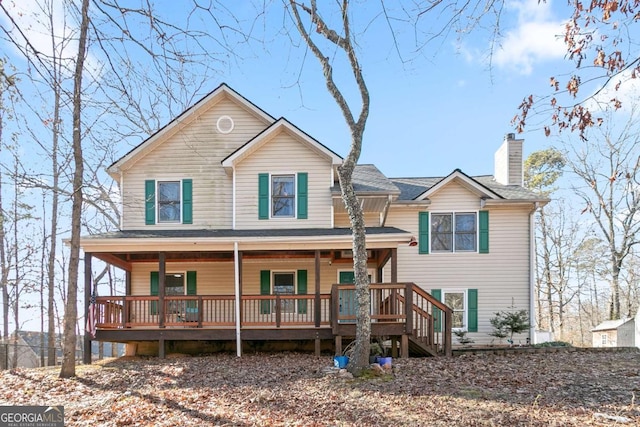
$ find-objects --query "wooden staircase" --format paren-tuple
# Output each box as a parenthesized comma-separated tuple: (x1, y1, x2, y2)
(331, 283, 452, 357)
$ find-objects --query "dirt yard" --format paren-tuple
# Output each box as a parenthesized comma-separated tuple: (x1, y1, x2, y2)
(1, 348, 638, 426)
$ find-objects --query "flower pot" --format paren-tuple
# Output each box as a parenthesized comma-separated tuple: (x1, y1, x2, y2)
(333, 355, 349, 368)
(379, 357, 392, 368)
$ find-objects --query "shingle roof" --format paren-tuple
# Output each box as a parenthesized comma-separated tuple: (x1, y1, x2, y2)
(83, 227, 410, 240)
(331, 164, 400, 195)
(591, 318, 633, 332)
(390, 174, 543, 201)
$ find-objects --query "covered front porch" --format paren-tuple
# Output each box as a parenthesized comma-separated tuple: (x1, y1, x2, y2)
(81, 228, 452, 361)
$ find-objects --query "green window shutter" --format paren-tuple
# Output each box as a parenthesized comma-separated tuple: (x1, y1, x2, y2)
(186, 271, 197, 311)
(258, 173, 269, 220)
(297, 173, 308, 219)
(297, 270, 308, 314)
(145, 180, 156, 225)
(150, 271, 159, 315)
(418, 212, 430, 254)
(186, 271, 197, 295)
(479, 210, 489, 253)
(468, 289, 478, 332)
(182, 179, 193, 224)
(260, 270, 271, 314)
(431, 288, 441, 332)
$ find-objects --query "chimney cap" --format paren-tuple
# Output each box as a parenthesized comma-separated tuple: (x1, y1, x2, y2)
(505, 132, 516, 140)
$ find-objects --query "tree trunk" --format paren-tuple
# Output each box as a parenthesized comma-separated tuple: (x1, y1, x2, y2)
(288, 0, 371, 374)
(60, 0, 90, 379)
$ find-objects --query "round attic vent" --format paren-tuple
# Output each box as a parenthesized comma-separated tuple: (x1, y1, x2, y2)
(216, 115, 234, 134)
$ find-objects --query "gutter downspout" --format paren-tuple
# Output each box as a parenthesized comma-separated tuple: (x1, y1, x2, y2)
(529, 202, 539, 344)
(232, 166, 236, 230)
(119, 170, 124, 230)
(380, 194, 392, 226)
(234, 241, 241, 357)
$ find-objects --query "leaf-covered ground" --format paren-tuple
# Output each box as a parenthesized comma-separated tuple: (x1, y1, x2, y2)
(1, 349, 639, 426)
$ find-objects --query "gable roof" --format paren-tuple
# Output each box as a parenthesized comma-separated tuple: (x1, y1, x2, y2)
(221, 117, 342, 171)
(107, 83, 275, 179)
(391, 170, 547, 204)
(591, 318, 634, 332)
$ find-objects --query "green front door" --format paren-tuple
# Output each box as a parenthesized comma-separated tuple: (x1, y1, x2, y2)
(338, 271, 356, 323)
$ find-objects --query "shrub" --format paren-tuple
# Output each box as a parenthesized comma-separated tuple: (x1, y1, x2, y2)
(489, 309, 530, 345)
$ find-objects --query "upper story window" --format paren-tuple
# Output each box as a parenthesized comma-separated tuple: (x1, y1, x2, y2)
(158, 181, 181, 223)
(145, 179, 192, 225)
(431, 212, 477, 252)
(272, 175, 295, 217)
(258, 173, 307, 220)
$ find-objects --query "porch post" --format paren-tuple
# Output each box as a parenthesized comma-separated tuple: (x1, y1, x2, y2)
(158, 252, 166, 328)
(390, 247, 398, 357)
(390, 248, 397, 283)
(234, 242, 242, 357)
(315, 250, 321, 356)
(83, 252, 92, 364)
(125, 271, 131, 295)
(314, 250, 321, 328)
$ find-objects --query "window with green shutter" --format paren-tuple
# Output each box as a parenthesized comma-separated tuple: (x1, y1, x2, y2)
(418, 212, 430, 254)
(260, 270, 271, 314)
(186, 271, 197, 312)
(467, 289, 478, 332)
(297, 270, 307, 314)
(297, 173, 308, 219)
(145, 180, 156, 225)
(150, 271, 159, 315)
(479, 210, 489, 253)
(182, 179, 193, 224)
(145, 179, 192, 225)
(258, 174, 269, 219)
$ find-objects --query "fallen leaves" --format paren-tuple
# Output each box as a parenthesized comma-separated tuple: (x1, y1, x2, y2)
(0, 350, 638, 426)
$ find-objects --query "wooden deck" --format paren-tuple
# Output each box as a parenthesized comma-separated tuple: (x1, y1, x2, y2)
(92, 283, 452, 358)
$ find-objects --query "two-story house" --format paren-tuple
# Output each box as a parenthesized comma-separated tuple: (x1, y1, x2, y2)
(80, 84, 546, 361)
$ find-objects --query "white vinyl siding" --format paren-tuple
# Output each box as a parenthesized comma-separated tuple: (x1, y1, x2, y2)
(130, 258, 378, 297)
(121, 97, 271, 230)
(235, 131, 333, 229)
(333, 212, 382, 228)
(384, 182, 532, 345)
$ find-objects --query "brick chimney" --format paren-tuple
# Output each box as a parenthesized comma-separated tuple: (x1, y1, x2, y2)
(494, 133, 523, 186)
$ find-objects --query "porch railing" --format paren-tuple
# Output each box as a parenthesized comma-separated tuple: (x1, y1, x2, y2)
(94, 283, 451, 355)
(94, 294, 331, 329)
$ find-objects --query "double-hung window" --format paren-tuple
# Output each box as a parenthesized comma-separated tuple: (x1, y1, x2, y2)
(443, 290, 466, 330)
(158, 181, 181, 223)
(271, 175, 295, 217)
(431, 212, 477, 252)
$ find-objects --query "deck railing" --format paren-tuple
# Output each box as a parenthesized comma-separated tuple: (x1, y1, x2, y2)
(94, 283, 451, 355)
(94, 294, 331, 329)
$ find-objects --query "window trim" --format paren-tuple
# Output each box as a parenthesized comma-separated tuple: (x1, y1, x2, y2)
(430, 211, 479, 253)
(601, 333, 608, 346)
(442, 289, 468, 331)
(157, 180, 182, 223)
(270, 173, 296, 219)
(271, 270, 297, 314)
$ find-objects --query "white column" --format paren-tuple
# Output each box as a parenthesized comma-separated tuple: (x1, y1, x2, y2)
(234, 241, 242, 357)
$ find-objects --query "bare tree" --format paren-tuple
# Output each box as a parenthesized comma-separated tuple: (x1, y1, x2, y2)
(564, 107, 640, 320)
(514, 1, 640, 138)
(287, 0, 371, 373)
(524, 148, 565, 333)
(60, 0, 91, 379)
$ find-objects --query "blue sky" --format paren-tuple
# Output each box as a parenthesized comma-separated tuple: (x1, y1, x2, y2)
(0, 0, 616, 179)
(198, 0, 572, 179)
